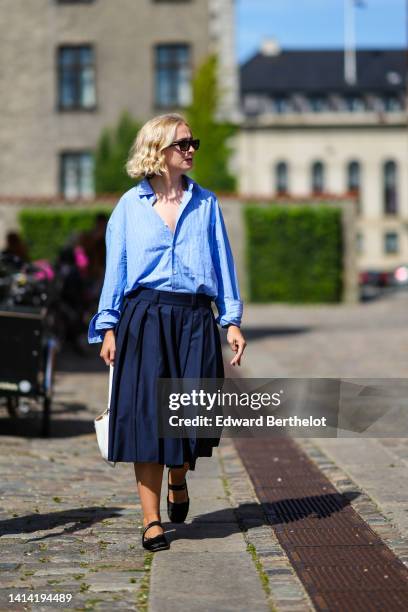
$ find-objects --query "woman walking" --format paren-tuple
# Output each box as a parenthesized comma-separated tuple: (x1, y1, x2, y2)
(88, 113, 246, 551)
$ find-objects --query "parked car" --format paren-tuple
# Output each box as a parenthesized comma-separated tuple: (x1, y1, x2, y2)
(359, 270, 394, 288)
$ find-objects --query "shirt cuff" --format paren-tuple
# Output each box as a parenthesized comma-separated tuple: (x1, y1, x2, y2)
(221, 322, 241, 329)
(88, 309, 121, 344)
(214, 299, 243, 329)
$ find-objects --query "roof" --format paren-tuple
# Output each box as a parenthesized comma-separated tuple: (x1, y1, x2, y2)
(240, 49, 406, 95)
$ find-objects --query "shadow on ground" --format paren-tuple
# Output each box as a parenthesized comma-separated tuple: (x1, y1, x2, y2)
(0, 413, 95, 438)
(0, 507, 126, 542)
(0, 491, 361, 544)
(167, 491, 361, 542)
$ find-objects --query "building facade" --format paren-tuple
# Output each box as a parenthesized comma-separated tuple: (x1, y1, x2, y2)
(0, 0, 237, 198)
(237, 44, 408, 272)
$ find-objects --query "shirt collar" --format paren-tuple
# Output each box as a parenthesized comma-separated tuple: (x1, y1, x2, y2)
(136, 174, 195, 200)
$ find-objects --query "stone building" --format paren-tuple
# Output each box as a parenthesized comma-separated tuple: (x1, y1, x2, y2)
(0, 0, 238, 198)
(237, 42, 408, 273)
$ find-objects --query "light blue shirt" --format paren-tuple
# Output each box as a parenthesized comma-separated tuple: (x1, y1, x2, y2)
(87, 174, 243, 344)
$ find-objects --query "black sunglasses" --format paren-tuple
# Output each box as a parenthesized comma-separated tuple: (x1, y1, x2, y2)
(169, 138, 200, 152)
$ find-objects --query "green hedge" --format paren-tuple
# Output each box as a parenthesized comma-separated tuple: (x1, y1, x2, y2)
(18, 207, 112, 261)
(245, 204, 343, 303)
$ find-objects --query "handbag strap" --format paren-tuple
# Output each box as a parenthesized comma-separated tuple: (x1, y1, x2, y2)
(108, 363, 114, 411)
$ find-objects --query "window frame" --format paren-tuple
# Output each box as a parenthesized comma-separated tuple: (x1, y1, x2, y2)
(384, 94, 403, 113)
(275, 161, 289, 196)
(309, 94, 329, 113)
(56, 44, 97, 112)
(153, 42, 192, 109)
(59, 150, 95, 199)
(311, 160, 325, 195)
(384, 231, 399, 254)
(383, 159, 398, 216)
(273, 95, 291, 114)
(345, 95, 366, 112)
(347, 160, 362, 215)
(356, 231, 363, 255)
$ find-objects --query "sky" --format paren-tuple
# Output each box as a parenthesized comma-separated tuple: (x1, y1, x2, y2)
(236, 0, 407, 63)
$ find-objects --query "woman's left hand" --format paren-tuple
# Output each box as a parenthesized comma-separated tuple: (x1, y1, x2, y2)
(226, 325, 247, 366)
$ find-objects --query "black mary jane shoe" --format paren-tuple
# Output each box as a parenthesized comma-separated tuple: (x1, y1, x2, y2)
(142, 520, 170, 552)
(167, 468, 190, 523)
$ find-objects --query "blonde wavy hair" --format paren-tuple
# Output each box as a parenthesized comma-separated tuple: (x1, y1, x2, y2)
(125, 113, 192, 180)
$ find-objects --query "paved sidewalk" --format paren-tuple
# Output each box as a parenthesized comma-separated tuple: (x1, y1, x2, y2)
(149, 451, 271, 612)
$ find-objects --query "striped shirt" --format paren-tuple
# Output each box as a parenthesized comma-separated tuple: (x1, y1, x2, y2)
(87, 174, 243, 343)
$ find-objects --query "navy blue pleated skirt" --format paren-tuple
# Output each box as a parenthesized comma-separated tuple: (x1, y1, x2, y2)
(107, 285, 225, 470)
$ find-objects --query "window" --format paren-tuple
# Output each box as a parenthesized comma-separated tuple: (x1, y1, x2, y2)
(383, 160, 398, 215)
(275, 161, 289, 195)
(384, 231, 399, 254)
(384, 95, 403, 112)
(345, 95, 366, 112)
(58, 45, 96, 110)
(243, 94, 275, 115)
(309, 95, 329, 112)
(154, 44, 191, 108)
(243, 95, 260, 115)
(311, 161, 325, 195)
(356, 232, 363, 254)
(347, 160, 360, 193)
(347, 160, 361, 214)
(369, 95, 384, 112)
(60, 152, 95, 199)
(273, 96, 291, 114)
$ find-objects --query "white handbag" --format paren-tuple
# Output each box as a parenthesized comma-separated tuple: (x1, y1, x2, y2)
(94, 363, 116, 467)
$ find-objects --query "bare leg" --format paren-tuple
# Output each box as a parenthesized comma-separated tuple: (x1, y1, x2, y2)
(134, 462, 164, 539)
(168, 461, 190, 503)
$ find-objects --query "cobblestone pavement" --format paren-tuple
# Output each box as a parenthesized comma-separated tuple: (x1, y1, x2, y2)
(0, 357, 150, 612)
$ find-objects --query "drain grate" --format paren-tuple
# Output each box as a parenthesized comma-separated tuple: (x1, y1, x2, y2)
(234, 437, 408, 611)
(315, 590, 408, 611)
(287, 544, 397, 566)
(298, 563, 408, 591)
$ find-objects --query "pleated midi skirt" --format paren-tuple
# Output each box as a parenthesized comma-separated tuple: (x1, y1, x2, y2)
(107, 285, 225, 470)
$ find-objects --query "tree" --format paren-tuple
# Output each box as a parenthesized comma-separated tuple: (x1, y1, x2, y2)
(95, 110, 141, 194)
(185, 53, 238, 193)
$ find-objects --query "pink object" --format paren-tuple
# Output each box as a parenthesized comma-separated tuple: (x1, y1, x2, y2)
(32, 259, 55, 280)
(74, 245, 89, 270)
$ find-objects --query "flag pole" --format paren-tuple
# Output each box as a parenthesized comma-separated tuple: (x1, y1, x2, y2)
(344, 0, 357, 85)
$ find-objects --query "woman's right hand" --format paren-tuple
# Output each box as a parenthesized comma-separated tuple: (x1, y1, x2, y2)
(100, 329, 116, 365)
